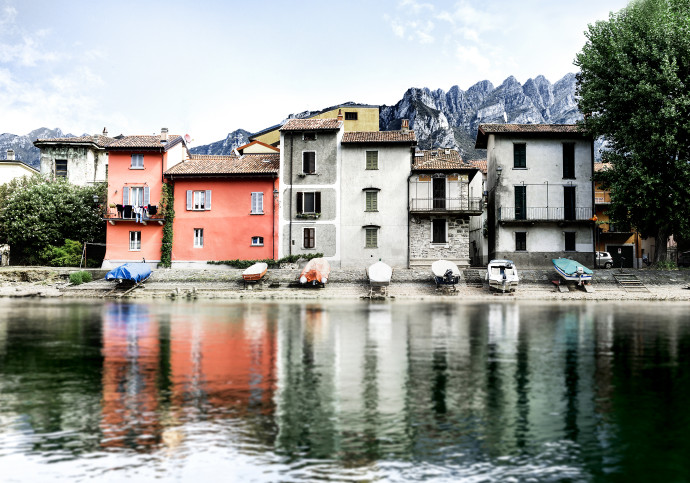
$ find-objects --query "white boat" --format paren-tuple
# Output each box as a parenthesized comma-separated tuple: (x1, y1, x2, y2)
(367, 261, 392, 287)
(486, 259, 519, 293)
(242, 262, 268, 282)
(431, 259, 460, 289)
(299, 258, 330, 287)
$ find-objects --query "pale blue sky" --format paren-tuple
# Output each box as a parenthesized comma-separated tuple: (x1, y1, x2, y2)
(0, 0, 630, 146)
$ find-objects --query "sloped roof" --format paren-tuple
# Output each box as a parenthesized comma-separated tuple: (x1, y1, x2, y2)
(594, 162, 611, 172)
(108, 134, 183, 150)
(475, 123, 587, 149)
(236, 140, 280, 153)
(342, 131, 416, 144)
(467, 159, 487, 174)
(165, 153, 279, 176)
(34, 134, 114, 148)
(412, 148, 475, 170)
(280, 118, 342, 131)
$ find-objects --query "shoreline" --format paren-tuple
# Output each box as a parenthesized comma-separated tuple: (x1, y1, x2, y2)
(1, 266, 690, 302)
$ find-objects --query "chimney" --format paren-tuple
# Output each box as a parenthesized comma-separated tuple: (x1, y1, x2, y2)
(337, 109, 343, 121)
(6, 149, 15, 161)
(401, 119, 409, 133)
(161, 127, 168, 143)
(102, 127, 108, 137)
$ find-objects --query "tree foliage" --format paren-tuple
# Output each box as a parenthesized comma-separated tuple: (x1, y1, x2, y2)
(575, 0, 690, 260)
(0, 176, 106, 264)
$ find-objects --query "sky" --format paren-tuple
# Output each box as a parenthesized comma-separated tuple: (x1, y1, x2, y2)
(0, 0, 631, 146)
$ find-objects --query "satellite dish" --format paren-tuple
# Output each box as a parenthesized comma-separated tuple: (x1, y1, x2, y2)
(184, 134, 192, 144)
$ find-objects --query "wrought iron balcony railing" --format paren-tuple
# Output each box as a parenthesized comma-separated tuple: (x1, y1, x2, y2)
(410, 197, 483, 213)
(498, 206, 593, 222)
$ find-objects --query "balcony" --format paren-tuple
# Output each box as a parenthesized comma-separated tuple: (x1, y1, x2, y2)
(103, 206, 163, 225)
(410, 197, 483, 215)
(498, 206, 593, 223)
(595, 190, 611, 204)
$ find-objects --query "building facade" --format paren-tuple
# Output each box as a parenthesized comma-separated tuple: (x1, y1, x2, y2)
(476, 124, 595, 267)
(0, 149, 39, 185)
(34, 130, 112, 186)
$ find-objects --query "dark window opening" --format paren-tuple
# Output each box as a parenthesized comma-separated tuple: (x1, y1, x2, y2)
(516, 232, 526, 251)
(564, 186, 576, 220)
(303, 152, 316, 174)
(565, 232, 576, 251)
(514, 143, 526, 168)
(304, 228, 315, 248)
(345, 112, 358, 121)
(515, 185, 526, 220)
(55, 159, 67, 177)
(432, 219, 446, 243)
(563, 143, 575, 179)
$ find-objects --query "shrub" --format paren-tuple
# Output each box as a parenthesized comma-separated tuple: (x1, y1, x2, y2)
(42, 239, 83, 267)
(207, 253, 324, 269)
(655, 260, 678, 270)
(69, 271, 83, 285)
(81, 271, 92, 283)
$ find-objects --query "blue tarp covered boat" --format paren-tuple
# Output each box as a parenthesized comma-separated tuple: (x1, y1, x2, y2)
(552, 258, 593, 285)
(105, 263, 152, 283)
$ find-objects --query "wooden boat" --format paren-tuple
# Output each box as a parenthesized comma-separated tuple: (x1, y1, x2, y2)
(431, 259, 460, 290)
(552, 258, 593, 285)
(486, 259, 519, 293)
(242, 262, 268, 282)
(299, 258, 330, 287)
(367, 260, 392, 296)
(105, 262, 152, 284)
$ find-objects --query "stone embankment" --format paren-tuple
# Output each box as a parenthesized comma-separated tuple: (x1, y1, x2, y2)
(1, 265, 690, 301)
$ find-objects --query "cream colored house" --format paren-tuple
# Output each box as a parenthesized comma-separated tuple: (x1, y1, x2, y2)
(0, 150, 39, 185)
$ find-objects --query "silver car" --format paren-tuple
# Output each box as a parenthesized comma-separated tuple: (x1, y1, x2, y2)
(596, 251, 613, 269)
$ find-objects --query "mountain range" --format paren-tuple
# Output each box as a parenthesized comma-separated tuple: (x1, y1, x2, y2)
(2, 73, 585, 168)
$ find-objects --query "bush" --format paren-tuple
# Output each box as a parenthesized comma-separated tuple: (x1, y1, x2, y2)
(69, 270, 92, 285)
(42, 239, 83, 267)
(207, 253, 324, 269)
(81, 271, 92, 283)
(655, 260, 678, 270)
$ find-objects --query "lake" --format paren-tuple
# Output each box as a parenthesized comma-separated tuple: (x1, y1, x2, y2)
(0, 299, 689, 482)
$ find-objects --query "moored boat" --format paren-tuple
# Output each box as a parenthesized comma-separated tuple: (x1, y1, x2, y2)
(105, 262, 152, 284)
(431, 259, 460, 289)
(552, 258, 593, 285)
(242, 262, 268, 282)
(367, 260, 392, 287)
(299, 258, 330, 287)
(486, 259, 519, 293)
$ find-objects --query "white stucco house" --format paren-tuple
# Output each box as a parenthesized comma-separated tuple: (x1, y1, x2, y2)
(0, 149, 39, 185)
(476, 124, 595, 267)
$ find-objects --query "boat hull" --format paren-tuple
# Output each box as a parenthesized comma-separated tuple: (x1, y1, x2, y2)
(105, 263, 152, 283)
(299, 258, 331, 286)
(242, 262, 268, 281)
(486, 259, 519, 292)
(552, 258, 593, 284)
(431, 259, 460, 286)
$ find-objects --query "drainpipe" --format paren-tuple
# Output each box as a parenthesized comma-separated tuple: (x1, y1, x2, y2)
(272, 176, 276, 260)
(407, 145, 414, 269)
(591, 137, 595, 267)
(288, 134, 294, 257)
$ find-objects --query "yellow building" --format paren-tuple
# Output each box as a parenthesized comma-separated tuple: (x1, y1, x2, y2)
(250, 104, 379, 147)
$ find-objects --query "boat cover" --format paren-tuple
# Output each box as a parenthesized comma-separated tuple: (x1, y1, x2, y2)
(552, 258, 593, 276)
(243, 262, 268, 281)
(300, 258, 331, 285)
(368, 261, 392, 285)
(105, 263, 152, 283)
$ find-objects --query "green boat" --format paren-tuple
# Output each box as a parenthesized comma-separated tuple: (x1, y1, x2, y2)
(552, 258, 593, 284)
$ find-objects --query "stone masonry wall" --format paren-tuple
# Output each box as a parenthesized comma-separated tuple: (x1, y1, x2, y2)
(410, 217, 470, 263)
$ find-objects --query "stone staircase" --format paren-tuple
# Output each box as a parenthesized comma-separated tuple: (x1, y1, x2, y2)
(613, 273, 650, 292)
(464, 269, 485, 288)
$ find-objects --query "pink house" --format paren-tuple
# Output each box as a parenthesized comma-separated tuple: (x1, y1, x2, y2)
(102, 129, 189, 267)
(164, 153, 279, 265)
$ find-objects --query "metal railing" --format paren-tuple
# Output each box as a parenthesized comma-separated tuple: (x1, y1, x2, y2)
(410, 197, 483, 213)
(595, 190, 611, 203)
(499, 206, 593, 222)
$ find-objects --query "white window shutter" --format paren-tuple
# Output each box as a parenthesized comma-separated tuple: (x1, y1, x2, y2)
(258, 192, 263, 213)
(205, 190, 212, 210)
(143, 186, 150, 206)
(123, 187, 129, 205)
(186, 190, 192, 210)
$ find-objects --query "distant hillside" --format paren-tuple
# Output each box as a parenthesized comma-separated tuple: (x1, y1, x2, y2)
(0, 128, 73, 169)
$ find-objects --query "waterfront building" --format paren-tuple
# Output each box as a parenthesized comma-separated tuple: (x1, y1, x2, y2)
(164, 153, 279, 266)
(476, 124, 595, 267)
(467, 159, 488, 266)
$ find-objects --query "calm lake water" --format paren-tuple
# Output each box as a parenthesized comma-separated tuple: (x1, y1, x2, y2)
(0, 299, 689, 482)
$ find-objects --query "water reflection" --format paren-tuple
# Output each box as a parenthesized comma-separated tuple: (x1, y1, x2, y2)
(0, 300, 689, 481)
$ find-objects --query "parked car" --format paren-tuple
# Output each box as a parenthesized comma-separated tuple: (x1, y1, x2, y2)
(678, 251, 690, 268)
(596, 251, 613, 269)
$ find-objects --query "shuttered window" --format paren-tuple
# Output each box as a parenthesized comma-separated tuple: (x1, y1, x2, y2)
(515, 232, 526, 251)
(251, 192, 264, 214)
(303, 152, 316, 174)
(365, 228, 378, 248)
(303, 228, 315, 248)
(131, 154, 144, 169)
(366, 151, 378, 170)
(187, 190, 212, 210)
(515, 186, 527, 220)
(55, 159, 67, 177)
(365, 191, 377, 212)
(194, 228, 204, 248)
(563, 143, 575, 179)
(514, 144, 526, 168)
(296, 192, 321, 214)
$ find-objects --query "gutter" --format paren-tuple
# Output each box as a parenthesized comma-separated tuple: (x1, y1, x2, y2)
(288, 133, 294, 257)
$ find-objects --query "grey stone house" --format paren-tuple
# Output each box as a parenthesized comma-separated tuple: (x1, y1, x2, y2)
(408, 148, 483, 267)
(476, 124, 595, 267)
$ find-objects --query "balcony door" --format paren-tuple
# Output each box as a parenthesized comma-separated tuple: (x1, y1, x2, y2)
(433, 177, 446, 209)
(564, 186, 576, 220)
(515, 186, 526, 220)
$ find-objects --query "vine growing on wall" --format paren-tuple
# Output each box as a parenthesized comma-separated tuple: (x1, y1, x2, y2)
(159, 182, 174, 267)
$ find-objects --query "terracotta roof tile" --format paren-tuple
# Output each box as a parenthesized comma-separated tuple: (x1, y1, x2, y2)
(165, 153, 279, 176)
(478, 123, 581, 134)
(280, 119, 342, 131)
(594, 162, 612, 172)
(467, 159, 487, 174)
(107, 134, 183, 150)
(412, 149, 477, 170)
(342, 131, 416, 143)
(34, 135, 114, 148)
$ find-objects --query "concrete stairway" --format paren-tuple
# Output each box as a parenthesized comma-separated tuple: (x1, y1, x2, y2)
(613, 273, 650, 292)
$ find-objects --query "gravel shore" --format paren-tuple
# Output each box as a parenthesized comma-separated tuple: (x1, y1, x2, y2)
(2, 266, 690, 302)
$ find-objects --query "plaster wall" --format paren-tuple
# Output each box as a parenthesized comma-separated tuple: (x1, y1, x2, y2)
(0, 162, 38, 185)
(39, 145, 107, 185)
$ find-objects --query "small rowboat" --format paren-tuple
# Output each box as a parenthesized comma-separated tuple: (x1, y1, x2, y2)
(432, 259, 460, 290)
(242, 262, 268, 282)
(553, 258, 593, 285)
(300, 258, 330, 287)
(367, 261, 392, 296)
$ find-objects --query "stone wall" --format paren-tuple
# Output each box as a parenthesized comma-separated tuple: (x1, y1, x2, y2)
(410, 216, 470, 266)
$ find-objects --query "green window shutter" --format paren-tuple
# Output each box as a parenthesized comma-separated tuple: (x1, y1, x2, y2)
(366, 151, 378, 170)
(365, 228, 377, 248)
(365, 191, 377, 211)
(515, 186, 527, 220)
(514, 144, 526, 168)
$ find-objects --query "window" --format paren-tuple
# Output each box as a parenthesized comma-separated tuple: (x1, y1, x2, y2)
(303, 151, 316, 174)
(365, 191, 378, 212)
(303, 132, 317, 141)
(516, 232, 526, 251)
(514, 143, 526, 168)
(297, 192, 321, 214)
(251, 192, 264, 214)
(345, 112, 358, 121)
(186, 190, 212, 211)
(432, 219, 447, 243)
(251, 236, 264, 246)
(564, 186, 576, 220)
(366, 151, 378, 170)
(304, 228, 315, 249)
(131, 154, 144, 169)
(130, 187, 144, 207)
(563, 143, 575, 179)
(129, 231, 141, 251)
(55, 159, 67, 178)
(515, 186, 527, 220)
(565, 232, 576, 251)
(194, 228, 204, 248)
(365, 228, 378, 248)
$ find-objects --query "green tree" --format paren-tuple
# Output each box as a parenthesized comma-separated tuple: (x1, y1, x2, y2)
(575, 0, 690, 262)
(0, 177, 106, 265)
